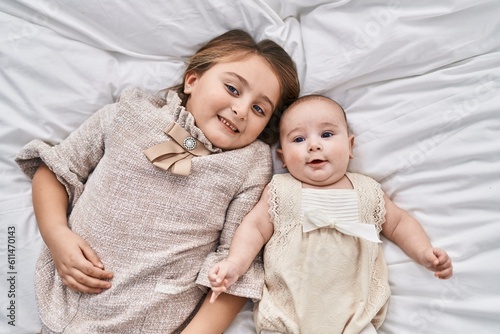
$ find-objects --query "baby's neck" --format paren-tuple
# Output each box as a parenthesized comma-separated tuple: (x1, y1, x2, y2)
(301, 174, 353, 190)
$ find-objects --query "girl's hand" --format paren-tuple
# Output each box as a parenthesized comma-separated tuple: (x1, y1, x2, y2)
(208, 259, 241, 303)
(45, 226, 113, 293)
(420, 247, 453, 279)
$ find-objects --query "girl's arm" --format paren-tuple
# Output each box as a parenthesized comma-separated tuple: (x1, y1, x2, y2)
(208, 185, 274, 301)
(181, 291, 247, 334)
(381, 194, 453, 279)
(32, 163, 113, 293)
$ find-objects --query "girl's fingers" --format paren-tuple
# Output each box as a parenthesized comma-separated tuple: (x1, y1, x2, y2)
(62, 273, 110, 293)
(80, 242, 105, 269)
(81, 264, 113, 280)
(74, 269, 112, 289)
(58, 260, 112, 292)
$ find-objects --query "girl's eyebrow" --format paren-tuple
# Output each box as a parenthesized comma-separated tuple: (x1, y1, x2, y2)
(225, 72, 275, 111)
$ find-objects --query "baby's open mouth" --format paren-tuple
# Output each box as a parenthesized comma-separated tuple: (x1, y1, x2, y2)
(219, 116, 238, 132)
(309, 159, 325, 164)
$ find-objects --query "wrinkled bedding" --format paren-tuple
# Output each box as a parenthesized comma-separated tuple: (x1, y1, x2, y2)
(1, 1, 499, 333)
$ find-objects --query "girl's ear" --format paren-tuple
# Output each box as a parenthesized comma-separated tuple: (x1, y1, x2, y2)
(276, 147, 286, 168)
(184, 71, 198, 94)
(348, 134, 355, 159)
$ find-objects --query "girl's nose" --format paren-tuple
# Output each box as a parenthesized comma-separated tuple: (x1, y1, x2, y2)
(232, 101, 250, 120)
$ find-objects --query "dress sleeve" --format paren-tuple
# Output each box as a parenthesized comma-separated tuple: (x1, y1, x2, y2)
(196, 142, 272, 301)
(15, 102, 118, 209)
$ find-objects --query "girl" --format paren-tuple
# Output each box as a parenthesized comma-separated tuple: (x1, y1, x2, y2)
(209, 95, 453, 334)
(15, 29, 300, 333)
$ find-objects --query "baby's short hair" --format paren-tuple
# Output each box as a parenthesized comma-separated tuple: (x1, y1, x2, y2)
(283, 94, 349, 131)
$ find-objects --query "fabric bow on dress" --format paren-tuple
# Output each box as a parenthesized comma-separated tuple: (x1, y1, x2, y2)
(144, 122, 211, 176)
(303, 209, 382, 243)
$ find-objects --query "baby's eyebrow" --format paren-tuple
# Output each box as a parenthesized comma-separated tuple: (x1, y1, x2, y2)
(225, 72, 275, 111)
(284, 126, 304, 139)
(320, 122, 341, 129)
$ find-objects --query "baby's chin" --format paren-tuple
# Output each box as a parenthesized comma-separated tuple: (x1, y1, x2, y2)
(296, 173, 350, 189)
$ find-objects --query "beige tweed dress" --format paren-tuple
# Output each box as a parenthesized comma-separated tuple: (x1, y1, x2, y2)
(16, 88, 271, 333)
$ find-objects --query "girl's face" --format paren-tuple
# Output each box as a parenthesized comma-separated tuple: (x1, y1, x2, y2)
(277, 99, 354, 188)
(184, 54, 280, 150)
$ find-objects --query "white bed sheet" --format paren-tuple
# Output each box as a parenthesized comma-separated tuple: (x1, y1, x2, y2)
(1, 1, 499, 333)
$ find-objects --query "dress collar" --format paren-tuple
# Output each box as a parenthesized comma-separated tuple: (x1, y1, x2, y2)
(165, 91, 221, 154)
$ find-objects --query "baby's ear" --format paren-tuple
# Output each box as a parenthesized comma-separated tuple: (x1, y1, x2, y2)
(349, 134, 355, 159)
(276, 147, 286, 168)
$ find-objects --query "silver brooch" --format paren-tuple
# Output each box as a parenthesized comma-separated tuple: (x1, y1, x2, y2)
(183, 136, 197, 151)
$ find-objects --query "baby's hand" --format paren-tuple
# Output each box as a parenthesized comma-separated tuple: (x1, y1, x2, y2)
(421, 247, 453, 279)
(208, 259, 241, 303)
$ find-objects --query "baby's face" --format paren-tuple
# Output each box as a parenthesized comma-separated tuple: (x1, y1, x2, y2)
(278, 98, 354, 188)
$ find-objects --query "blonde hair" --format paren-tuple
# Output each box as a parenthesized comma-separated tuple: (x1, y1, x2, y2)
(167, 29, 300, 145)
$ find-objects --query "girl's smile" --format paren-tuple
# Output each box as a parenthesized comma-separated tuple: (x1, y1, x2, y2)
(184, 55, 281, 150)
(218, 116, 239, 133)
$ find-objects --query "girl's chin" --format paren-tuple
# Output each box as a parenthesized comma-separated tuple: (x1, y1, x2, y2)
(205, 131, 255, 150)
(210, 137, 241, 150)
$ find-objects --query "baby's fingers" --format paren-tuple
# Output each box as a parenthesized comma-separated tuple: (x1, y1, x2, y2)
(434, 257, 453, 279)
(208, 267, 222, 285)
(209, 285, 227, 304)
(423, 248, 453, 279)
(208, 265, 228, 286)
(210, 290, 221, 304)
(435, 264, 453, 279)
(433, 248, 450, 264)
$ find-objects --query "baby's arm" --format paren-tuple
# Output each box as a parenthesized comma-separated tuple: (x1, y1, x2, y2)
(208, 185, 274, 302)
(381, 194, 453, 279)
(32, 163, 113, 293)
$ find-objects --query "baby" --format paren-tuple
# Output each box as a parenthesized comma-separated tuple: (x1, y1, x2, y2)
(209, 95, 453, 334)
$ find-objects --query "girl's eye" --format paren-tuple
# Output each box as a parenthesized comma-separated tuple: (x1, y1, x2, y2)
(322, 132, 334, 138)
(253, 105, 264, 115)
(226, 84, 239, 96)
(293, 137, 305, 143)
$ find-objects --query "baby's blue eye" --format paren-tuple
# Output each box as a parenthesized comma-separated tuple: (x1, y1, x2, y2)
(226, 84, 239, 95)
(253, 105, 264, 115)
(322, 132, 334, 138)
(293, 137, 305, 143)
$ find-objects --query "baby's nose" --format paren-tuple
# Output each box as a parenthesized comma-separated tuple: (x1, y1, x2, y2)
(308, 142, 322, 151)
